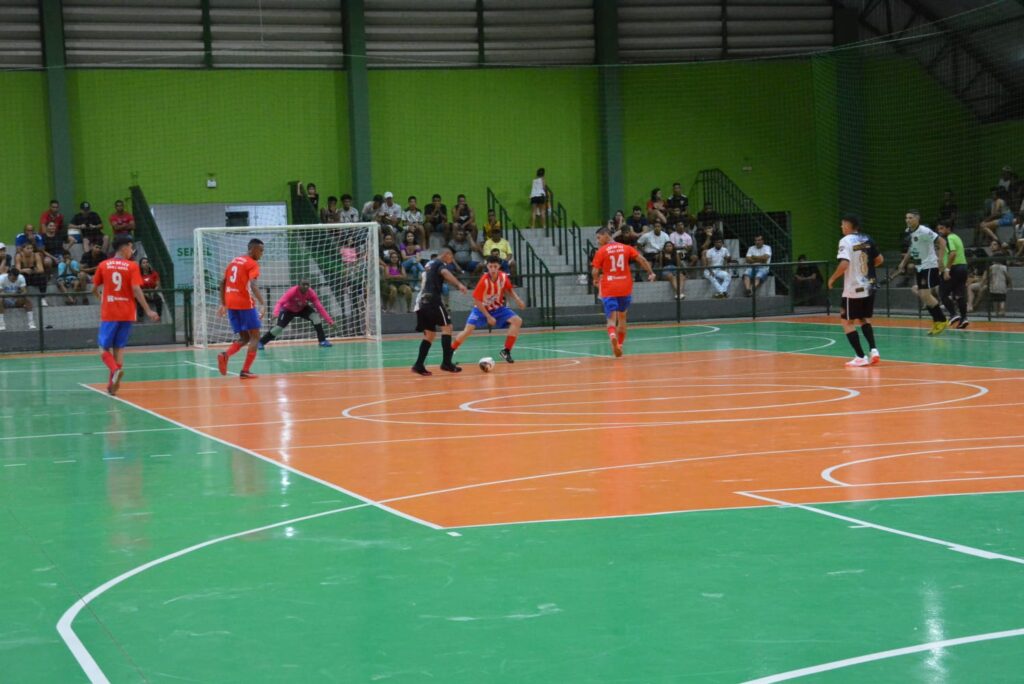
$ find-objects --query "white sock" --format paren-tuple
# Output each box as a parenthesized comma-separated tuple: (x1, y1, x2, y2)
(27, 311, 35, 323)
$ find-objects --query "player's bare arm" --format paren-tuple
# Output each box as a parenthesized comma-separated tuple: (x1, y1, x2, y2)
(441, 267, 469, 294)
(827, 259, 849, 288)
(132, 284, 160, 321)
(217, 277, 227, 317)
(510, 290, 526, 309)
(635, 254, 657, 282)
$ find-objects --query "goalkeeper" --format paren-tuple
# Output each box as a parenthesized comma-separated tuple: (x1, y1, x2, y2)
(259, 279, 335, 348)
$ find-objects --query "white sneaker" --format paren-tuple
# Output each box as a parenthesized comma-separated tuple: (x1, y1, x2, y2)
(845, 356, 870, 367)
(869, 349, 880, 365)
(41, 298, 48, 307)
(28, 321, 37, 330)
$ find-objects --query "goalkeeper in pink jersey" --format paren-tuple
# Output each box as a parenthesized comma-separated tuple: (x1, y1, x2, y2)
(258, 279, 335, 348)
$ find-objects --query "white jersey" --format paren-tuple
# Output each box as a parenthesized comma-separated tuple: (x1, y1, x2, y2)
(530, 177, 546, 198)
(837, 233, 878, 299)
(908, 225, 940, 269)
(0, 273, 26, 295)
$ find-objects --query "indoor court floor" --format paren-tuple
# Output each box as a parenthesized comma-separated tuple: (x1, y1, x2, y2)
(3, 316, 1024, 683)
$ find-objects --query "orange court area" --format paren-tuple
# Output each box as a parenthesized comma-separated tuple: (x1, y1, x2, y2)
(107, 351, 1024, 528)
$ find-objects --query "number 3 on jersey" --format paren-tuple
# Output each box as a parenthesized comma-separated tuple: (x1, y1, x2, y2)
(228, 265, 239, 283)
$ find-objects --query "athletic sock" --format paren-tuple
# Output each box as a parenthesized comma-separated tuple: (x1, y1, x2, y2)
(101, 351, 118, 372)
(241, 350, 257, 373)
(313, 324, 326, 342)
(607, 325, 616, 340)
(451, 338, 462, 351)
(928, 305, 945, 323)
(860, 323, 877, 350)
(441, 334, 454, 365)
(618, 329, 627, 345)
(225, 341, 243, 357)
(845, 331, 865, 357)
(415, 340, 431, 367)
(504, 335, 517, 351)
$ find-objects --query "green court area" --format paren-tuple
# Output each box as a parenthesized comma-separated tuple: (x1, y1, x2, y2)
(3, 318, 1024, 683)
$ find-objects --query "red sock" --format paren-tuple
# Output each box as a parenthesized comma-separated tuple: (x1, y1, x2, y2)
(242, 350, 257, 373)
(618, 330, 626, 345)
(101, 351, 118, 372)
(451, 339, 462, 351)
(504, 335, 517, 351)
(225, 341, 243, 357)
(607, 325, 616, 339)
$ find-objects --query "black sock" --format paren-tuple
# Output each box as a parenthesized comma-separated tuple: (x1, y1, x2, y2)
(928, 305, 945, 322)
(846, 331, 865, 357)
(441, 334, 453, 365)
(259, 332, 272, 345)
(860, 323, 876, 350)
(313, 323, 326, 342)
(415, 339, 431, 367)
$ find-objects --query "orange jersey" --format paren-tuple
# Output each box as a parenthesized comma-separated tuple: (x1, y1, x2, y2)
(223, 255, 260, 310)
(592, 242, 639, 297)
(472, 271, 513, 312)
(93, 258, 142, 322)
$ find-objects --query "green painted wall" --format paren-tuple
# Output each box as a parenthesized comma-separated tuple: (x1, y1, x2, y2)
(65, 70, 350, 210)
(1, 72, 53, 237)
(621, 61, 830, 260)
(368, 68, 602, 228)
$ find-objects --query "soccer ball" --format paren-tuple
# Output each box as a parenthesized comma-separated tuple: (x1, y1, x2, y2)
(479, 357, 495, 372)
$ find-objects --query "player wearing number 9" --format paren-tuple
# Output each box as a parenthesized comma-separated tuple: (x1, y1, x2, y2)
(92, 235, 160, 395)
(217, 238, 265, 379)
(591, 226, 656, 358)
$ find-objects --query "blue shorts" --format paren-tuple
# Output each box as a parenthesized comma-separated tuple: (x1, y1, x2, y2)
(98, 321, 133, 349)
(601, 295, 632, 317)
(228, 308, 261, 333)
(466, 305, 518, 329)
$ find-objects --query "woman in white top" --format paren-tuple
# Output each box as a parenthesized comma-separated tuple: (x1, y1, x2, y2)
(530, 168, 548, 229)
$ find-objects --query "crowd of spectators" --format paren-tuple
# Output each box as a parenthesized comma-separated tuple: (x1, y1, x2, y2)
(1, 198, 162, 331)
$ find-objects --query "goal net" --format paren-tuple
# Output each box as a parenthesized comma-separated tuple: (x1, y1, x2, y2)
(193, 223, 380, 348)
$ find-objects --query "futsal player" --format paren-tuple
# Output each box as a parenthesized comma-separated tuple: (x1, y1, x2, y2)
(411, 247, 469, 375)
(217, 238, 265, 379)
(827, 214, 884, 367)
(897, 209, 949, 335)
(259, 279, 334, 348)
(591, 226, 655, 357)
(451, 255, 527, 363)
(92, 235, 159, 395)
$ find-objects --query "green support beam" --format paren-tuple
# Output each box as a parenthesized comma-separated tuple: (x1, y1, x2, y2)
(39, 0, 75, 211)
(595, 0, 623, 220)
(342, 0, 373, 203)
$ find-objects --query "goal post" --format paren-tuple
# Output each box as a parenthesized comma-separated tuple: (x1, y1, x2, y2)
(192, 223, 381, 348)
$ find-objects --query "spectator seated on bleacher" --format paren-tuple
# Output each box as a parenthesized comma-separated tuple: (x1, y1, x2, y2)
(447, 228, 482, 276)
(425, 194, 449, 243)
(338, 194, 359, 223)
(379, 192, 403, 238)
(70, 202, 107, 254)
(482, 209, 501, 241)
(378, 233, 399, 269)
(792, 254, 823, 306)
(320, 195, 342, 224)
(610, 210, 628, 235)
(637, 222, 670, 263)
(703, 236, 734, 299)
(15, 224, 44, 251)
(138, 257, 161, 320)
(966, 262, 987, 313)
(41, 221, 70, 281)
(0, 268, 36, 330)
(742, 234, 772, 297)
(697, 202, 722, 234)
(400, 231, 425, 281)
(57, 253, 89, 305)
(655, 241, 686, 300)
(668, 221, 696, 266)
(382, 251, 413, 313)
(978, 188, 1015, 248)
(647, 188, 668, 225)
(482, 227, 515, 276)
(109, 199, 135, 239)
(626, 206, 649, 235)
(14, 242, 48, 306)
(39, 200, 64, 234)
(487, 248, 512, 275)
(80, 242, 106, 281)
(451, 194, 477, 243)
(998, 165, 1015, 193)
(402, 196, 426, 245)
(361, 193, 384, 227)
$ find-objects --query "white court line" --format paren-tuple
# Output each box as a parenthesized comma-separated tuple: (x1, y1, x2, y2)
(57, 503, 370, 684)
(0, 427, 180, 442)
(515, 344, 607, 358)
(79, 384, 440, 531)
(736, 491, 1024, 565)
(183, 360, 220, 373)
(739, 627, 1024, 684)
(821, 443, 1024, 486)
(758, 473, 1024, 493)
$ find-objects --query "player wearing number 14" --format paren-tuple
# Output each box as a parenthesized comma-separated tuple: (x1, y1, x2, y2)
(92, 235, 159, 395)
(591, 226, 655, 357)
(217, 239, 265, 379)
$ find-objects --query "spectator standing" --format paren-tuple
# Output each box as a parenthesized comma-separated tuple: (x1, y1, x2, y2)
(0, 268, 35, 330)
(320, 196, 342, 224)
(57, 252, 89, 305)
(338, 194, 359, 223)
(305, 183, 319, 210)
(703, 236, 733, 298)
(71, 201, 106, 254)
(530, 168, 549, 229)
(742, 234, 772, 296)
(109, 199, 136, 238)
(402, 196, 426, 245)
(425, 194, 449, 242)
(985, 258, 1011, 317)
(137, 257, 162, 320)
(39, 200, 64, 234)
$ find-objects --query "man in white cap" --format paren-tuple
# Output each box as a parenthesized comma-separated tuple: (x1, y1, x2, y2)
(379, 191, 403, 239)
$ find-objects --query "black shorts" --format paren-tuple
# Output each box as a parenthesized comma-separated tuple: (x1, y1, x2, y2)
(916, 268, 941, 289)
(991, 292, 1007, 302)
(278, 305, 315, 327)
(82, 229, 104, 242)
(530, 195, 546, 205)
(841, 294, 875, 321)
(415, 302, 451, 332)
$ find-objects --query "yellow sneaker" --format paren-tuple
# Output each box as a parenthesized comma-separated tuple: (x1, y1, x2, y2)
(928, 321, 949, 336)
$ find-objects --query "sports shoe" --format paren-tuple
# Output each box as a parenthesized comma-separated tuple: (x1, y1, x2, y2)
(610, 336, 623, 358)
(109, 368, 123, 395)
(217, 352, 228, 375)
(257, 341, 265, 350)
(439, 363, 462, 373)
(958, 320, 969, 329)
(411, 365, 432, 376)
(869, 349, 881, 365)
(845, 356, 870, 367)
(499, 348, 514, 364)
(928, 321, 949, 336)
(239, 370, 258, 380)
(948, 315, 961, 328)
(319, 339, 332, 348)
(27, 321, 36, 330)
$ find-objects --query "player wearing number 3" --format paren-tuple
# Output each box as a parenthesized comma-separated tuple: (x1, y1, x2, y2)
(592, 226, 655, 357)
(92, 235, 159, 395)
(217, 238, 265, 379)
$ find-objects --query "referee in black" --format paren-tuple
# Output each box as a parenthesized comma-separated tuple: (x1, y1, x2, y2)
(412, 248, 469, 375)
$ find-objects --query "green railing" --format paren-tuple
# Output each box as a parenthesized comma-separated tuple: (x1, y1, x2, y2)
(544, 187, 585, 274)
(486, 187, 555, 325)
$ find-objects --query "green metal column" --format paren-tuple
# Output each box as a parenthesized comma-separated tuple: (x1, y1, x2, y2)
(342, 0, 373, 203)
(595, 0, 623, 219)
(39, 0, 75, 210)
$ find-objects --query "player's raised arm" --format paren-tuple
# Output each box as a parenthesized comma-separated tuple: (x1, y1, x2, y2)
(440, 264, 468, 294)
